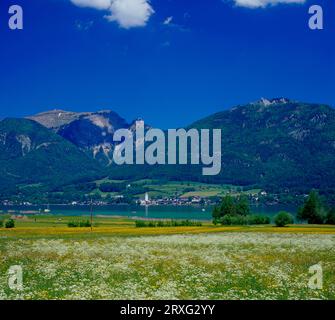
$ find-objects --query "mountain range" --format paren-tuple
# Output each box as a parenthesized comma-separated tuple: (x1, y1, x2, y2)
(1, 98, 334, 198)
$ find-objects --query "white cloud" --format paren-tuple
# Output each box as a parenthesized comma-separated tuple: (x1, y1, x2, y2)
(70, 0, 154, 28)
(71, 0, 111, 10)
(106, 0, 154, 29)
(163, 16, 173, 25)
(233, 0, 306, 8)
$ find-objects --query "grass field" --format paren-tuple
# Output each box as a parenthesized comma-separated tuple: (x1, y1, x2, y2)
(0, 215, 334, 300)
(90, 178, 261, 199)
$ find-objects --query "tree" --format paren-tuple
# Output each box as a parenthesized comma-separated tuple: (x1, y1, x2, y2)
(326, 208, 335, 225)
(5, 219, 15, 229)
(235, 196, 250, 216)
(212, 206, 221, 225)
(297, 190, 325, 224)
(220, 195, 236, 217)
(212, 195, 252, 225)
(274, 211, 294, 227)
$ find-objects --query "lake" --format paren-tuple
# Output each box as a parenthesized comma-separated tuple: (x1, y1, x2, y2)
(0, 204, 298, 220)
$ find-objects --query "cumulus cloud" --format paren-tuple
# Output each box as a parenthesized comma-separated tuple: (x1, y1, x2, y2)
(233, 0, 306, 8)
(71, 0, 111, 10)
(70, 0, 154, 28)
(106, 0, 154, 28)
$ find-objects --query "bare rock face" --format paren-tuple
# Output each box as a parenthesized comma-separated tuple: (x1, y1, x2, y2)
(15, 134, 32, 156)
(27, 110, 89, 131)
(28, 109, 130, 166)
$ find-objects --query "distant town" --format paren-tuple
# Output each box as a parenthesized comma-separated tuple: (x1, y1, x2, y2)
(0, 189, 306, 210)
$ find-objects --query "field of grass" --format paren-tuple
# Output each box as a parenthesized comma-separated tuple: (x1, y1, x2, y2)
(0, 216, 334, 300)
(89, 178, 260, 199)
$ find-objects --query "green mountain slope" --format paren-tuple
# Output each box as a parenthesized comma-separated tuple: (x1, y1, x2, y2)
(0, 118, 102, 195)
(189, 98, 335, 192)
(107, 98, 335, 193)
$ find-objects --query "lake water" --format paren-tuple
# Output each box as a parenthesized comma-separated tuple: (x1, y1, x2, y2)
(0, 204, 298, 221)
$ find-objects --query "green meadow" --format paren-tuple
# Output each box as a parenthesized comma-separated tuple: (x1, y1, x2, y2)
(91, 178, 261, 199)
(0, 215, 335, 300)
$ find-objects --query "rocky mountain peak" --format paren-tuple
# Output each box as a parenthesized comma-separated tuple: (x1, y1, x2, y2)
(27, 109, 90, 130)
(253, 97, 293, 107)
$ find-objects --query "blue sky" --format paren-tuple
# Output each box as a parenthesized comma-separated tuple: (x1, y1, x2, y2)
(0, 0, 334, 128)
